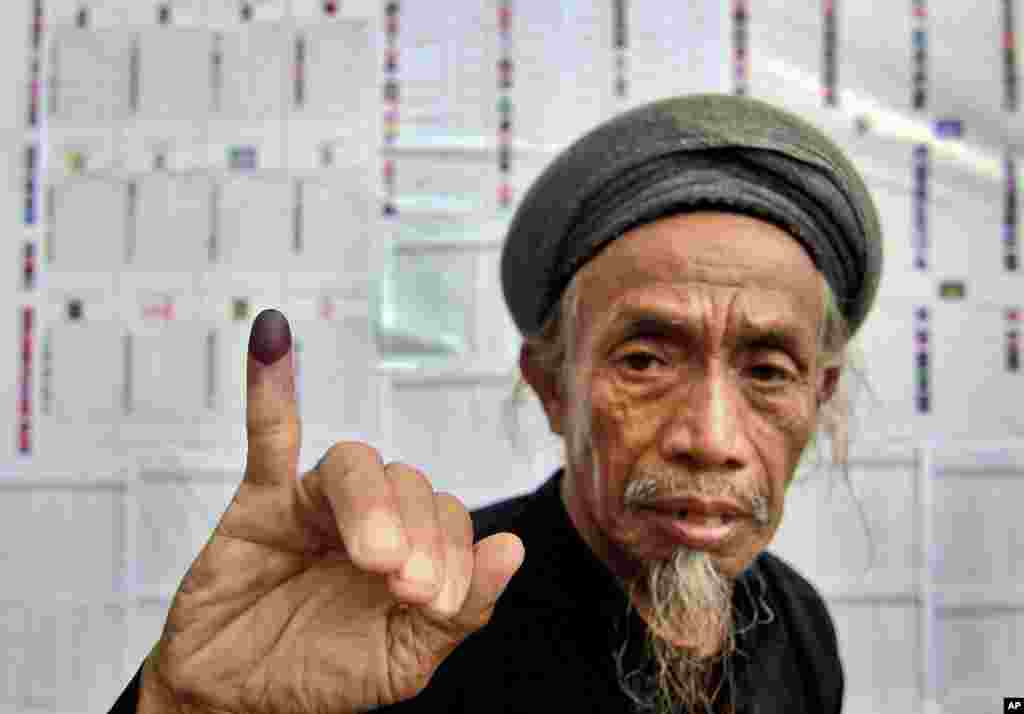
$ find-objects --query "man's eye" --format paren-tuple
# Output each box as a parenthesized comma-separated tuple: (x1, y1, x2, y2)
(620, 352, 662, 371)
(748, 364, 793, 383)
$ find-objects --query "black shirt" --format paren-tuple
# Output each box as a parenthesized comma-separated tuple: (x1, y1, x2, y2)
(110, 469, 844, 713)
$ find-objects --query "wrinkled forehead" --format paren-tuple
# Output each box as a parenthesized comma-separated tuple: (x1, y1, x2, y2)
(571, 213, 826, 343)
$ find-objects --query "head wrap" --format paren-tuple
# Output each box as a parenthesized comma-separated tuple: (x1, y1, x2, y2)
(500, 94, 883, 338)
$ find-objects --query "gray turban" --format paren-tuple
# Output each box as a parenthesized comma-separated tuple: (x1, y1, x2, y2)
(500, 94, 883, 338)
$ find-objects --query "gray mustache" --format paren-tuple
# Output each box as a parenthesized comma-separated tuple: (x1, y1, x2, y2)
(623, 476, 770, 527)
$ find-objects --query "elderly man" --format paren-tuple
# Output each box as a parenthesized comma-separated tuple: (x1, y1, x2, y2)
(110, 94, 881, 714)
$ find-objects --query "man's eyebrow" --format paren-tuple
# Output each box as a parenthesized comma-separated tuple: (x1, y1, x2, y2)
(607, 307, 813, 352)
(605, 307, 697, 341)
(734, 315, 815, 360)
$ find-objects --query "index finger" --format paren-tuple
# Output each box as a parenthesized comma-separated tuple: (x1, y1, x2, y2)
(244, 309, 301, 487)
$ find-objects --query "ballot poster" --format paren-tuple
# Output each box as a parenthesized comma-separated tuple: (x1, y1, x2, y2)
(5, 1, 1024, 480)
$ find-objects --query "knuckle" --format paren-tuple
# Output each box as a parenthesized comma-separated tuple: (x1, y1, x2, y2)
(436, 492, 470, 522)
(384, 461, 433, 492)
(435, 491, 464, 512)
(321, 440, 381, 477)
(436, 492, 473, 544)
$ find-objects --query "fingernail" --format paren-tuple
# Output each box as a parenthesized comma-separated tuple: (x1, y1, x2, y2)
(400, 550, 436, 587)
(249, 309, 291, 365)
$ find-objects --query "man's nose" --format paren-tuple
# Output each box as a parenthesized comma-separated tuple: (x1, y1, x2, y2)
(658, 369, 748, 471)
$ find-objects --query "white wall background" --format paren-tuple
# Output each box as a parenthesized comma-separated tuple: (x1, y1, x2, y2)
(1, 2, 1022, 713)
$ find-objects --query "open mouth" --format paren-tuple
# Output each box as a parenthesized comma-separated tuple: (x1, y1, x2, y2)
(637, 506, 740, 549)
(641, 506, 737, 526)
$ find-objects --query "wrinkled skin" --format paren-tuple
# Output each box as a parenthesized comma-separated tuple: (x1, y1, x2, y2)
(522, 211, 840, 584)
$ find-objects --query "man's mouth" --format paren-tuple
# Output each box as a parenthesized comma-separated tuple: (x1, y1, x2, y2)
(673, 510, 735, 526)
(633, 497, 744, 549)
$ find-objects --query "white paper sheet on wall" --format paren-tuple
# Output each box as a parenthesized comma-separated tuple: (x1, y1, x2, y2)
(50, 178, 129, 271)
(302, 20, 376, 122)
(744, 0, 819, 104)
(128, 325, 207, 425)
(215, 175, 292, 267)
(388, 380, 479, 485)
(50, 27, 134, 123)
(217, 25, 289, 120)
(933, 303, 1024, 440)
(0, 489, 122, 599)
(397, 1, 497, 142)
(930, 2, 1002, 122)
(513, 0, 613, 148)
(136, 27, 213, 118)
(629, 0, 728, 105)
(291, 310, 379, 444)
(398, 37, 447, 126)
(838, 0, 911, 113)
(133, 173, 211, 269)
(929, 159, 1003, 282)
(49, 321, 123, 424)
(446, 10, 498, 138)
(935, 475, 1024, 589)
(287, 177, 374, 297)
(507, 0, 610, 147)
(870, 174, 923, 299)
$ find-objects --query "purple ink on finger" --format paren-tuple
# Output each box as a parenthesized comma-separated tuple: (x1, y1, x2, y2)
(249, 309, 292, 365)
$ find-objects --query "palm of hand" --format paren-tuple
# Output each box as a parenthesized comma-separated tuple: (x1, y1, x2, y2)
(149, 482, 465, 714)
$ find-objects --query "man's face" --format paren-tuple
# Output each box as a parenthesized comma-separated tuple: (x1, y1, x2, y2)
(551, 211, 834, 582)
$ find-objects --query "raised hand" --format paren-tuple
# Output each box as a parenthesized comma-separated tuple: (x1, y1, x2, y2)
(137, 309, 525, 714)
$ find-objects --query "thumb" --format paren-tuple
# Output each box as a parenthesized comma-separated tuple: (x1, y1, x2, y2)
(244, 309, 301, 487)
(451, 533, 525, 632)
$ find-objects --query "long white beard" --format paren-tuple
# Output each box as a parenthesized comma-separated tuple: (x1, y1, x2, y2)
(623, 547, 736, 714)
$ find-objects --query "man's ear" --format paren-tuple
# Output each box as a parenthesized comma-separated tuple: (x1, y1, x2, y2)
(519, 345, 567, 436)
(817, 365, 841, 407)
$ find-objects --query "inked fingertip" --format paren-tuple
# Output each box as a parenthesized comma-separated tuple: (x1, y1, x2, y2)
(249, 309, 292, 365)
